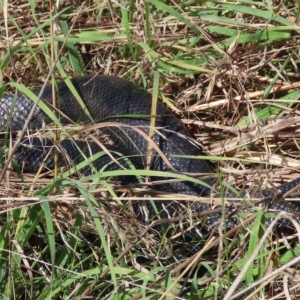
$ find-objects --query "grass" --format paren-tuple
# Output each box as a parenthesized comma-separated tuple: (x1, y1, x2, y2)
(0, 0, 300, 299)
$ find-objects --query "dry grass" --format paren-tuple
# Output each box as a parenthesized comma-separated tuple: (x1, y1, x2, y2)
(0, 0, 300, 299)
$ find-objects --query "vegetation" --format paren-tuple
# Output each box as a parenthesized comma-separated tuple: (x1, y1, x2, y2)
(0, 0, 300, 299)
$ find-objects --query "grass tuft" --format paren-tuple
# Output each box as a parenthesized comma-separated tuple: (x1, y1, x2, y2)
(0, 0, 300, 298)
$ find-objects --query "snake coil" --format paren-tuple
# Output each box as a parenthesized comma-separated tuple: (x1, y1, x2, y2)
(1, 75, 300, 256)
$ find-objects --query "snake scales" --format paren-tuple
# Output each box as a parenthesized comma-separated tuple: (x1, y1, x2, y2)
(1, 75, 300, 256)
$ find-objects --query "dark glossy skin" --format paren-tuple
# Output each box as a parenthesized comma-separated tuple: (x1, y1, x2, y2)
(1, 76, 216, 193)
(1, 75, 300, 256)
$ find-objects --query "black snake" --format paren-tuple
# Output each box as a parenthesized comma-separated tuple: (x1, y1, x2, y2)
(1, 75, 300, 256)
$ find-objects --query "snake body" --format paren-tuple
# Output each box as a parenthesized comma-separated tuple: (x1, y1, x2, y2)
(1, 75, 300, 256)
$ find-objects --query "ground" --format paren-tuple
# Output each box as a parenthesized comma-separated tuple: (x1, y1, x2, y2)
(0, 0, 300, 299)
